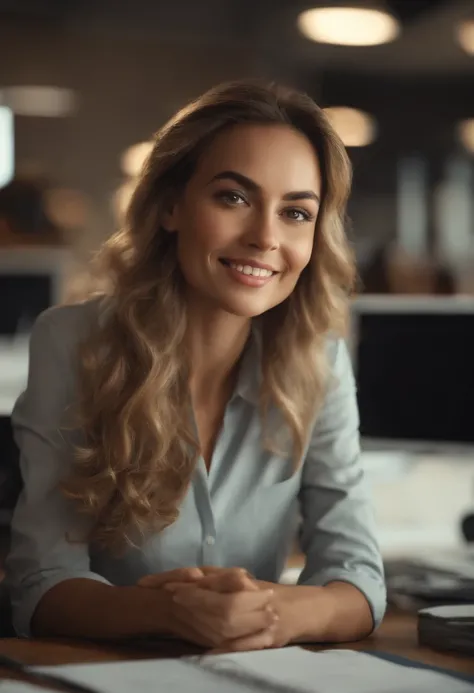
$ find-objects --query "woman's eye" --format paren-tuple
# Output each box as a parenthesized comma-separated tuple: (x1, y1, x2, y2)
(285, 208, 314, 223)
(217, 190, 246, 205)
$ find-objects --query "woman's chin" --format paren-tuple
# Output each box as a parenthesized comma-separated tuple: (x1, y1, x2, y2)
(217, 296, 274, 319)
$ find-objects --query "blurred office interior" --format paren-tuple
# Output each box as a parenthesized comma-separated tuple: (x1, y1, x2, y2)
(0, 0, 474, 609)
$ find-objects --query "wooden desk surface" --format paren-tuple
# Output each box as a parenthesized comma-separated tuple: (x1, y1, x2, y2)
(0, 611, 473, 677)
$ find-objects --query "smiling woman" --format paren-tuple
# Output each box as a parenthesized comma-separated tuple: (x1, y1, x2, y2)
(6, 79, 386, 652)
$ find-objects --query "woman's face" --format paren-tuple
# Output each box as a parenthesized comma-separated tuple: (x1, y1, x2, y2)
(164, 123, 322, 318)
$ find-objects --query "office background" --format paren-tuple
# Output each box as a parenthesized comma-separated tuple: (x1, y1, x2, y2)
(0, 0, 474, 588)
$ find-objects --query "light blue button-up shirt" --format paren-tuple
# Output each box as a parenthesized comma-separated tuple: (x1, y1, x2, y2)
(6, 298, 386, 637)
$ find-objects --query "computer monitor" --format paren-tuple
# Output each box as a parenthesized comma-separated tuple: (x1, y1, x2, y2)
(0, 246, 72, 415)
(0, 246, 70, 335)
(350, 295, 474, 455)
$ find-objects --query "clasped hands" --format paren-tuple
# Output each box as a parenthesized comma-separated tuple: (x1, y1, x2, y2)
(137, 566, 293, 652)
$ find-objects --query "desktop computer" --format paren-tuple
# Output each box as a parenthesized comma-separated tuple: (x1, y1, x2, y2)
(350, 295, 474, 455)
(349, 296, 474, 610)
(0, 246, 72, 527)
(0, 246, 69, 336)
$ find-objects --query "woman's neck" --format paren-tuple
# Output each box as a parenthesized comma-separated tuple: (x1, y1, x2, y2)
(186, 309, 251, 407)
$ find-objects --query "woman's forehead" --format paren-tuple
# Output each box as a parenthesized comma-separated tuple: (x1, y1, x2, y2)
(192, 123, 322, 195)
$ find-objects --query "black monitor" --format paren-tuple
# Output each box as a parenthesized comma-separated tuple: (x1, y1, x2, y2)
(350, 296, 474, 454)
(0, 246, 68, 336)
(0, 274, 52, 336)
(0, 246, 71, 418)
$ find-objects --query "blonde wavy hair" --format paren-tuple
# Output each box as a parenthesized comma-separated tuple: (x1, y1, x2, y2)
(62, 79, 356, 551)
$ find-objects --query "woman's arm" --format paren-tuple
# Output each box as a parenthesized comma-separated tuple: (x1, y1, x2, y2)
(31, 578, 174, 639)
(6, 306, 180, 639)
(293, 338, 386, 642)
(253, 581, 374, 645)
(7, 306, 120, 637)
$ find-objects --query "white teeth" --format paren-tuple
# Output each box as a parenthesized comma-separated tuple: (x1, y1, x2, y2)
(229, 262, 273, 278)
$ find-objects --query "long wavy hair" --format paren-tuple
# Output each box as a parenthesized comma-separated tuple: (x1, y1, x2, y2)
(62, 79, 356, 551)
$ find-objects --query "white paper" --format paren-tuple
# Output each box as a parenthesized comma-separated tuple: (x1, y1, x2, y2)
(195, 647, 474, 693)
(0, 685, 44, 693)
(0, 646, 472, 693)
(421, 605, 474, 620)
(0, 659, 258, 693)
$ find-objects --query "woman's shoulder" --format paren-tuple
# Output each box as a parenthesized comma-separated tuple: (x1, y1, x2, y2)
(13, 297, 113, 421)
(31, 295, 112, 352)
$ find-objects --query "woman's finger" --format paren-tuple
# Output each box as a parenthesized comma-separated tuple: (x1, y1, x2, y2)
(172, 600, 229, 648)
(209, 624, 278, 654)
(195, 570, 258, 593)
(137, 567, 204, 588)
(200, 566, 254, 578)
(170, 610, 215, 648)
(218, 603, 279, 641)
(175, 596, 278, 644)
(162, 570, 256, 595)
(171, 585, 274, 614)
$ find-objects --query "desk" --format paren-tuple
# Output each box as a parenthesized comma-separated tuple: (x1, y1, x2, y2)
(0, 612, 473, 676)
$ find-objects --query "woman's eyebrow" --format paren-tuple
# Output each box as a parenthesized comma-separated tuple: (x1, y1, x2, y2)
(209, 170, 320, 203)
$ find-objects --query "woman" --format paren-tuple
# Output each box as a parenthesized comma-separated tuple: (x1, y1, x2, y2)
(6, 80, 386, 651)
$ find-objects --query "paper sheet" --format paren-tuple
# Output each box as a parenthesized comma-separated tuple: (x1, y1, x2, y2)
(0, 646, 472, 693)
(0, 659, 259, 693)
(194, 647, 474, 693)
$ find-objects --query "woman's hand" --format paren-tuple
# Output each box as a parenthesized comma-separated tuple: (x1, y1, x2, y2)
(137, 565, 241, 589)
(137, 566, 206, 588)
(138, 567, 278, 649)
(167, 580, 277, 649)
(194, 573, 298, 651)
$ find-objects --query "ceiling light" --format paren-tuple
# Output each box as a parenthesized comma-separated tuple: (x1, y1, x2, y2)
(120, 141, 153, 177)
(457, 19, 474, 55)
(458, 119, 474, 153)
(0, 86, 76, 117)
(297, 6, 400, 46)
(324, 107, 377, 147)
(0, 106, 14, 189)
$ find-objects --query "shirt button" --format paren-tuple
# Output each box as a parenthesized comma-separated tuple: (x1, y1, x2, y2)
(205, 535, 215, 546)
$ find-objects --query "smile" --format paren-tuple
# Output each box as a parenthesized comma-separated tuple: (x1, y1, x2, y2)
(219, 259, 277, 287)
(229, 262, 273, 277)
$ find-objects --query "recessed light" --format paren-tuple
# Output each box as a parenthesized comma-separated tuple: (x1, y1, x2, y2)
(298, 6, 400, 47)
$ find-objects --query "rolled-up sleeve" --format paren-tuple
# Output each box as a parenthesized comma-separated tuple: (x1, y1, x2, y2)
(6, 309, 111, 638)
(297, 339, 386, 629)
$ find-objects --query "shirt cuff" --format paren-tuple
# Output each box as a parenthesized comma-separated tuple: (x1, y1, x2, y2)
(297, 569, 387, 631)
(10, 570, 112, 638)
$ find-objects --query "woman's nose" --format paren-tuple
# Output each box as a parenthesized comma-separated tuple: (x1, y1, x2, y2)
(244, 212, 279, 252)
